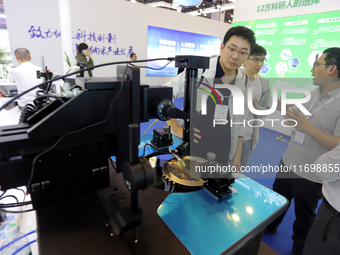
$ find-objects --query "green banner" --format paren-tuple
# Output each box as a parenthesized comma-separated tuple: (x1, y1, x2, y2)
(233, 10, 340, 80)
(257, 0, 320, 13)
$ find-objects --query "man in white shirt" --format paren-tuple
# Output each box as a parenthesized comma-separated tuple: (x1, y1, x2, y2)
(241, 44, 271, 166)
(302, 141, 340, 255)
(167, 26, 256, 170)
(266, 47, 340, 255)
(9, 48, 41, 111)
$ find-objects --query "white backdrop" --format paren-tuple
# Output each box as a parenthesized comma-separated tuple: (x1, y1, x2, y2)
(4, 0, 231, 86)
(4, 0, 63, 73)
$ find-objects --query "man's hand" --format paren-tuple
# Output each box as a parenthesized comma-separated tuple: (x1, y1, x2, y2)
(277, 99, 294, 112)
(192, 128, 201, 143)
(232, 156, 241, 173)
(284, 108, 340, 151)
(169, 118, 201, 143)
(252, 97, 259, 109)
(85, 49, 92, 59)
(284, 108, 313, 134)
(232, 136, 243, 173)
(172, 126, 201, 143)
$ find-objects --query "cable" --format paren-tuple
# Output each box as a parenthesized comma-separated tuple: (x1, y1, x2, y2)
(19, 93, 65, 124)
(109, 157, 116, 170)
(0, 57, 177, 113)
(0, 209, 34, 214)
(0, 190, 6, 198)
(0, 230, 36, 252)
(25, 63, 129, 195)
(142, 119, 171, 136)
(0, 195, 19, 203)
(34, 94, 65, 105)
(12, 240, 37, 255)
(163, 175, 170, 192)
(18, 104, 35, 124)
(170, 182, 175, 192)
(14, 188, 26, 197)
(198, 87, 217, 106)
(135, 60, 173, 70)
(142, 119, 159, 136)
(0, 201, 32, 208)
(167, 146, 185, 167)
(70, 85, 82, 90)
(200, 82, 223, 105)
(142, 143, 170, 157)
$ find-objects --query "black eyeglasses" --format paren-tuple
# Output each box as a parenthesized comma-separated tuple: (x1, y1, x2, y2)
(312, 62, 327, 69)
(248, 58, 266, 63)
(226, 46, 250, 59)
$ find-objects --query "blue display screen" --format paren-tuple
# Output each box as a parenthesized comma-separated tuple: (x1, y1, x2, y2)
(147, 26, 221, 76)
(173, 0, 202, 6)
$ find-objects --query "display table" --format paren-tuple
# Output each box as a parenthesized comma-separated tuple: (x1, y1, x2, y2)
(34, 135, 288, 255)
(158, 175, 287, 255)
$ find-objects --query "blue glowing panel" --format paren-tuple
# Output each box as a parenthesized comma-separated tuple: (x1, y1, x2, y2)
(157, 175, 288, 255)
(173, 0, 202, 6)
(147, 26, 221, 76)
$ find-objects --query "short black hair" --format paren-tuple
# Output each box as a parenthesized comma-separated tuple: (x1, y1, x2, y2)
(222, 26, 256, 52)
(323, 47, 340, 78)
(249, 44, 267, 58)
(77, 43, 89, 53)
(14, 48, 31, 61)
(130, 53, 136, 58)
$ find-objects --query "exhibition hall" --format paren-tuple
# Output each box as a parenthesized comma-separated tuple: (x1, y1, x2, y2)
(1, 0, 340, 254)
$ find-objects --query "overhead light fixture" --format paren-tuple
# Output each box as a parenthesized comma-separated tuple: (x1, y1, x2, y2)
(146, 1, 182, 12)
(188, 3, 235, 16)
(215, 0, 222, 10)
(173, 0, 203, 6)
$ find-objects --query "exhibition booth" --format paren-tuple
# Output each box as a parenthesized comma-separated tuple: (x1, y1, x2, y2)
(0, 0, 340, 254)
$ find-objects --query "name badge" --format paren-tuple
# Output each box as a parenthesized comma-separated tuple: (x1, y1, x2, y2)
(214, 105, 229, 125)
(294, 131, 306, 145)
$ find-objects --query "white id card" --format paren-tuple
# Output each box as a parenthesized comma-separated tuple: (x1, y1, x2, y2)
(214, 105, 229, 125)
(294, 131, 306, 145)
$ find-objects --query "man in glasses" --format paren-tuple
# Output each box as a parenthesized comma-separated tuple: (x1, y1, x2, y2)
(167, 26, 255, 171)
(240, 44, 271, 167)
(266, 47, 340, 255)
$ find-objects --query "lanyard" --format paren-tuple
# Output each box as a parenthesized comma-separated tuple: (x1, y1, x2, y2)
(308, 92, 340, 118)
(247, 75, 258, 95)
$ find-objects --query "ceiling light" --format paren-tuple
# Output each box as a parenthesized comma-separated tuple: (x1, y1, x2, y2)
(188, 3, 235, 15)
(215, 4, 221, 10)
